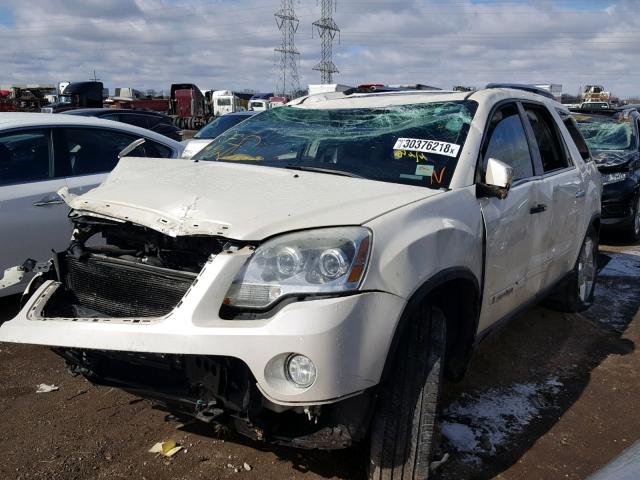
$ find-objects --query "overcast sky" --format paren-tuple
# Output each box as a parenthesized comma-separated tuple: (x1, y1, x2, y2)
(2, 0, 639, 98)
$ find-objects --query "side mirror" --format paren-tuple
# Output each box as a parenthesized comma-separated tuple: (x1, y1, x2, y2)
(477, 157, 514, 199)
(486, 158, 514, 188)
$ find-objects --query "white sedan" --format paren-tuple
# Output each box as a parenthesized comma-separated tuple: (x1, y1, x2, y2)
(0, 113, 184, 296)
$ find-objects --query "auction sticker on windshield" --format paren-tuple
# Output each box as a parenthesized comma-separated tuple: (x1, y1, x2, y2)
(393, 138, 461, 158)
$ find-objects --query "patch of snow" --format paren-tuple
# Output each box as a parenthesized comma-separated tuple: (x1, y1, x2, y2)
(599, 251, 640, 278)
(441, 422, 478, 452)
(589, 281, 638, 332)
(545, 377, 564, 390)
(441, 377, 563, 457)
(458, 454, 482, 466)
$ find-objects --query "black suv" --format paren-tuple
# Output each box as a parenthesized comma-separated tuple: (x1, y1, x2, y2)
(571, 107, 640, 240)
(63, 108, 182, 141)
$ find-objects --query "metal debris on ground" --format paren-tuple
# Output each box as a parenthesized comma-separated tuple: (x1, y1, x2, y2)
(148, 439, 184, 457)
(243, 462, 252, 471)
(35, 384, 59, 394)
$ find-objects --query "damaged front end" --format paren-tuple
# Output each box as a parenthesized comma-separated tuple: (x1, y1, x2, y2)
(5, 213, 375, 450)
(36, 215, 232, 319)
(54, 347, 369, 449)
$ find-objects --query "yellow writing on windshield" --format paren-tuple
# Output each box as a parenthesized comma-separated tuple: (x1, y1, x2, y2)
(393, 150, 428, 162)
(219, 154, 264, 161)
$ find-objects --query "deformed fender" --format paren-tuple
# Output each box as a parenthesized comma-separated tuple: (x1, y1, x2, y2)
(379, 267, 480, 384)
(362, 186, 483, 382)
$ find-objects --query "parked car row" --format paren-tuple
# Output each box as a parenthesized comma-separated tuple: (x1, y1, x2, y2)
(1, 85, 602, 478)
(0, 113, 183, 296)
(63, 108, 183, 142)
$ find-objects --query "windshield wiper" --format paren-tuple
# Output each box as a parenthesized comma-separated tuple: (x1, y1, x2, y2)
(284, 164, 365, 179)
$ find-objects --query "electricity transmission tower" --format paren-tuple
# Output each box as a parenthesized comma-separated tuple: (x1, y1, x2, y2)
(313, 0, 340, 84)
(274, 0, 301, 99)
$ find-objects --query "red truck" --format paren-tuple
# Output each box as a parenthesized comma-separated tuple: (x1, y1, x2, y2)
(0, 90, 16, 112)
(169, 83, 210, 130)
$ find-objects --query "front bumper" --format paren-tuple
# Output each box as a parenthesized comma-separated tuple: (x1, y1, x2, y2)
(600, 177, 639, 228)
(0, 248, 405, 406)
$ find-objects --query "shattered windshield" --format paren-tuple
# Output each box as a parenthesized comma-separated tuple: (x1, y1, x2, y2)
(193, 100, 478, 189)
(574, 114, 636, 151)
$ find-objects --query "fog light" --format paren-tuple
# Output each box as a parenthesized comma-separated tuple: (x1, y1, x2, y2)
(285, 354, 316, 388)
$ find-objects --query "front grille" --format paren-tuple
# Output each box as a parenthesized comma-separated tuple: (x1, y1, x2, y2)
(59, 254, 197, 318)
(55, 348, 253, 414)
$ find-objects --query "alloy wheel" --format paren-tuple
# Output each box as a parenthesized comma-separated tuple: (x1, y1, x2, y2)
(577, 236, 596, 303)
(634, 195, 640, 238)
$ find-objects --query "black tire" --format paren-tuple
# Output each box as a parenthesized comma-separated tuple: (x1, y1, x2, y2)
(625, 193, 640, 243)
(369, 303, 446, 480)
(544, 224, 598, 313)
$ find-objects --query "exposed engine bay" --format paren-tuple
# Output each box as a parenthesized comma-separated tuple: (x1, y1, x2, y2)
(37, 215, 246, 319)
(17, 214, 374, 449)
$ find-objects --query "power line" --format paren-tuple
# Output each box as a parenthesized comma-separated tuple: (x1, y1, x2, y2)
(312, 0, 340, 84)
(274, 0, 301, 99)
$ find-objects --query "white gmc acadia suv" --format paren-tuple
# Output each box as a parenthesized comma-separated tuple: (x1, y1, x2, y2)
(0, 86, 601, 479)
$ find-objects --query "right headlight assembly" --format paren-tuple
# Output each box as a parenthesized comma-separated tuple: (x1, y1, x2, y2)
(223, 227, 371, 309)
(601, 171, 629, 185)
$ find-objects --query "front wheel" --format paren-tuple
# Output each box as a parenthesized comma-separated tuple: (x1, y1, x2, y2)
(625, 193, 640, 243)
(369, 304, 446, 480)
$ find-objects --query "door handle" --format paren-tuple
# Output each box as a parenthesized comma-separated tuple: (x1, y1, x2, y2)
(530, 203, 547, 214)
(575, 190, 586, 198)
(33, 199, 65, 207)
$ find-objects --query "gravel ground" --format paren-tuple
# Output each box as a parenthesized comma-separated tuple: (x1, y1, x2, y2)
(0, 243, 638, 480)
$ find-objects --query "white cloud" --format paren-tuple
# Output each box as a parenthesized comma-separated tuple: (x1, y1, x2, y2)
(2, 0, 639, 97)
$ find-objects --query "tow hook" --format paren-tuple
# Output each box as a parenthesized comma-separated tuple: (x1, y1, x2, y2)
(194, 399, 224, 423)
(0, 259, 51, 289)
(304, 406, 321, 424)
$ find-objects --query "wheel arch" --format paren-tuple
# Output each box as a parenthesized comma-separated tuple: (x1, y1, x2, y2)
(573, 212, 600, 266)
(380, 267, 481, 384)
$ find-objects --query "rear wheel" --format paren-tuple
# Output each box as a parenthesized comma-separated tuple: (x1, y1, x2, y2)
(545, 225, 598, 313)
(369, 303, 446, 480)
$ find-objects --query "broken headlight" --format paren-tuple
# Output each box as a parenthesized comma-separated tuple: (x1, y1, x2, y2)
(601, 171, 629, 185)
(224, 227, 371, 309)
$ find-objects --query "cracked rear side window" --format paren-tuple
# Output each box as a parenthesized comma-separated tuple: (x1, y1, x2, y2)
(193, 100, 478, 189)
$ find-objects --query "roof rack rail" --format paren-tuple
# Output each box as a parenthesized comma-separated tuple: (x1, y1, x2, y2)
(485, 83, 556, 100)
(344, 85, 403, 95)
(388, 84, 441, 91)
(344, 83, 442, 96)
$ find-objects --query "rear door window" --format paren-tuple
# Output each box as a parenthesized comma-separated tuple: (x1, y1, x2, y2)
(0, 129, 51, 186)
(563, 116, 591, 161)
(482, 103, 534, 180)
(57, 128, 143, 176)
(120, 114, 150, 129)
(523, 105, 570, 172)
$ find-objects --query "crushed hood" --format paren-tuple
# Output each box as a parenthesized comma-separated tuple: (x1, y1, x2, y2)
(62, 157, 439, 240)
(592, 150, 637, 169)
